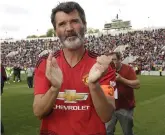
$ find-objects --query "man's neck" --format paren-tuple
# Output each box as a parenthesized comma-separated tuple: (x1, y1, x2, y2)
(63, 46, 85, 67)
(116, 63, 122, 72)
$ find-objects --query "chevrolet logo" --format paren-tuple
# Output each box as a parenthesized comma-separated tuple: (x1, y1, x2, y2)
(57, 90, 88, 103)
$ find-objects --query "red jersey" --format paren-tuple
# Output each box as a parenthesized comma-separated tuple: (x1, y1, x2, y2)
(34, 50, 116, 135)
(115, 64, 137, 110)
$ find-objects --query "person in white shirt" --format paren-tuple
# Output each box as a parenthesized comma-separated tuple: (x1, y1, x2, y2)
(26, 65, 35, 88)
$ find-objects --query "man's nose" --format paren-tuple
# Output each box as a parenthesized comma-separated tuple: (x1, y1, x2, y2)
(65, 23, 74, 32)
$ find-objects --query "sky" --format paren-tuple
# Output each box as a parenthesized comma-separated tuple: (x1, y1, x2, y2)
(0, 0, 165, 39)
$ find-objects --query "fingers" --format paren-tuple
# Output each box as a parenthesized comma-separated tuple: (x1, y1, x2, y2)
(46, 52, 59, 69)
(52, 57, 58, 68)
(46, 53, 54, 78)
(47, 52, 53, 62)
(96, 56, 109, 72)
(46, 53, 53, 71)
(95, 63, 105, 73)
(97, 55, 112, 65)
(107, 55, 112, 63)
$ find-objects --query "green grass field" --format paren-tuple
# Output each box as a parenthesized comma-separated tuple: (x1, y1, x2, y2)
(1, 76, 165, 135)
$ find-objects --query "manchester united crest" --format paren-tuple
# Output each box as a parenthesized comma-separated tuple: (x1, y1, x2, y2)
(82, 74, 89, 86)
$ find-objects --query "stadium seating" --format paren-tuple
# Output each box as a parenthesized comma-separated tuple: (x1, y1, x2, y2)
(1, 28, 165, 71)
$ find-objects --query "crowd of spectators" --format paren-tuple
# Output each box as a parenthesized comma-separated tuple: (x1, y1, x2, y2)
(1, 28, 165, 71)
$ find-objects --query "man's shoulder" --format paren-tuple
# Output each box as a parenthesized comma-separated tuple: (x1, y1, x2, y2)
(122, 63, 131, 69)
(52, 50, 61, 58)
(86, 50, 100, 59)
(35, 50, 61, 68)
(35, 54, 49, 68)
(122, 63, 135, 73)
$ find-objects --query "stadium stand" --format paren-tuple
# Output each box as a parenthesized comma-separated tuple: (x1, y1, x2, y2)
(1, 28, 165, 71)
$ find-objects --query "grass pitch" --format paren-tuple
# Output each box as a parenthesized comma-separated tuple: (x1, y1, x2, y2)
(1, 76, 165, 135)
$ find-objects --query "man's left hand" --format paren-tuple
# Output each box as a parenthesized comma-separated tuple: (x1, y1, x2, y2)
(115, 72, 122, 81)
(88, 55, 112, 83)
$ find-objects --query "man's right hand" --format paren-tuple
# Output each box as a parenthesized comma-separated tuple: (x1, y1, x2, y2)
(46, 53, 63, 89)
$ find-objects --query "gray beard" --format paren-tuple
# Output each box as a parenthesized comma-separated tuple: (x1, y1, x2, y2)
(62, 36, 84, 50)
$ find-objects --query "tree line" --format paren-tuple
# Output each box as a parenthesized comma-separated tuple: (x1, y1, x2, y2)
(26, 28, 100, 38)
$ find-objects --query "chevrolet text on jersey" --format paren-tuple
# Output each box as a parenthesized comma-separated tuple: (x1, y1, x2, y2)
(54, 105, 90, 110)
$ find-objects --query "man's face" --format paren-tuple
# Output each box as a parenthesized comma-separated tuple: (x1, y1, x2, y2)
(54, 10, 86, 50)
(111, 54, 121, 69)
(55, 10, 86, 50)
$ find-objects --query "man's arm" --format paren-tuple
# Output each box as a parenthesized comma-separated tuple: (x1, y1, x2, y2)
(33, 53, 63, 120)
(33, 86, 59, 119)
(87, 55, 116, 123)
(88, 66, 116, 123)
(88, 82, 115, 123)
(119, 76, 140, 89)
(116, 65, 140, 89)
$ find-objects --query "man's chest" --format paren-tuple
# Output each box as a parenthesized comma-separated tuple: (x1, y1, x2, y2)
(55, 62, 94, 106)
(60, 64, 92, 93)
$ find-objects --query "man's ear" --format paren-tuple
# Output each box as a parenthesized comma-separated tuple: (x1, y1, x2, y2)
(55, 29, 58, 37)
(84, 23, 87, 33)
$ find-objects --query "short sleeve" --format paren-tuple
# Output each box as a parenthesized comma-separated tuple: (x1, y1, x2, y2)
(34, 59, 51, 95)
(127, 66, 137, 80)
(99, 67, 116, 97)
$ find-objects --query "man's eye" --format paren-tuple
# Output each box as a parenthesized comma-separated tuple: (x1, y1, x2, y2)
(72, 19, 79, 23)
(59, 22, 65, 26)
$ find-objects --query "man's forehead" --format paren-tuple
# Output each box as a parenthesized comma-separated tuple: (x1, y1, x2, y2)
(111, 54, 117, 58)
(55, 9, 80, 22)
(112, 57, 117, 60)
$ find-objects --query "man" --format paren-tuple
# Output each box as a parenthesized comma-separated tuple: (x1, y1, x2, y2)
(1, 64, 7, 134)
(159, 66, 162, 76)
(5, 66, 12, 84)
(13, 64, 18, 82)
(106, 52, 140, 135)
(26, 65, 35, 88)
(33, 2, 116, 135)
(13, 64, 22, 82)
(16, 64, 22, 82)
